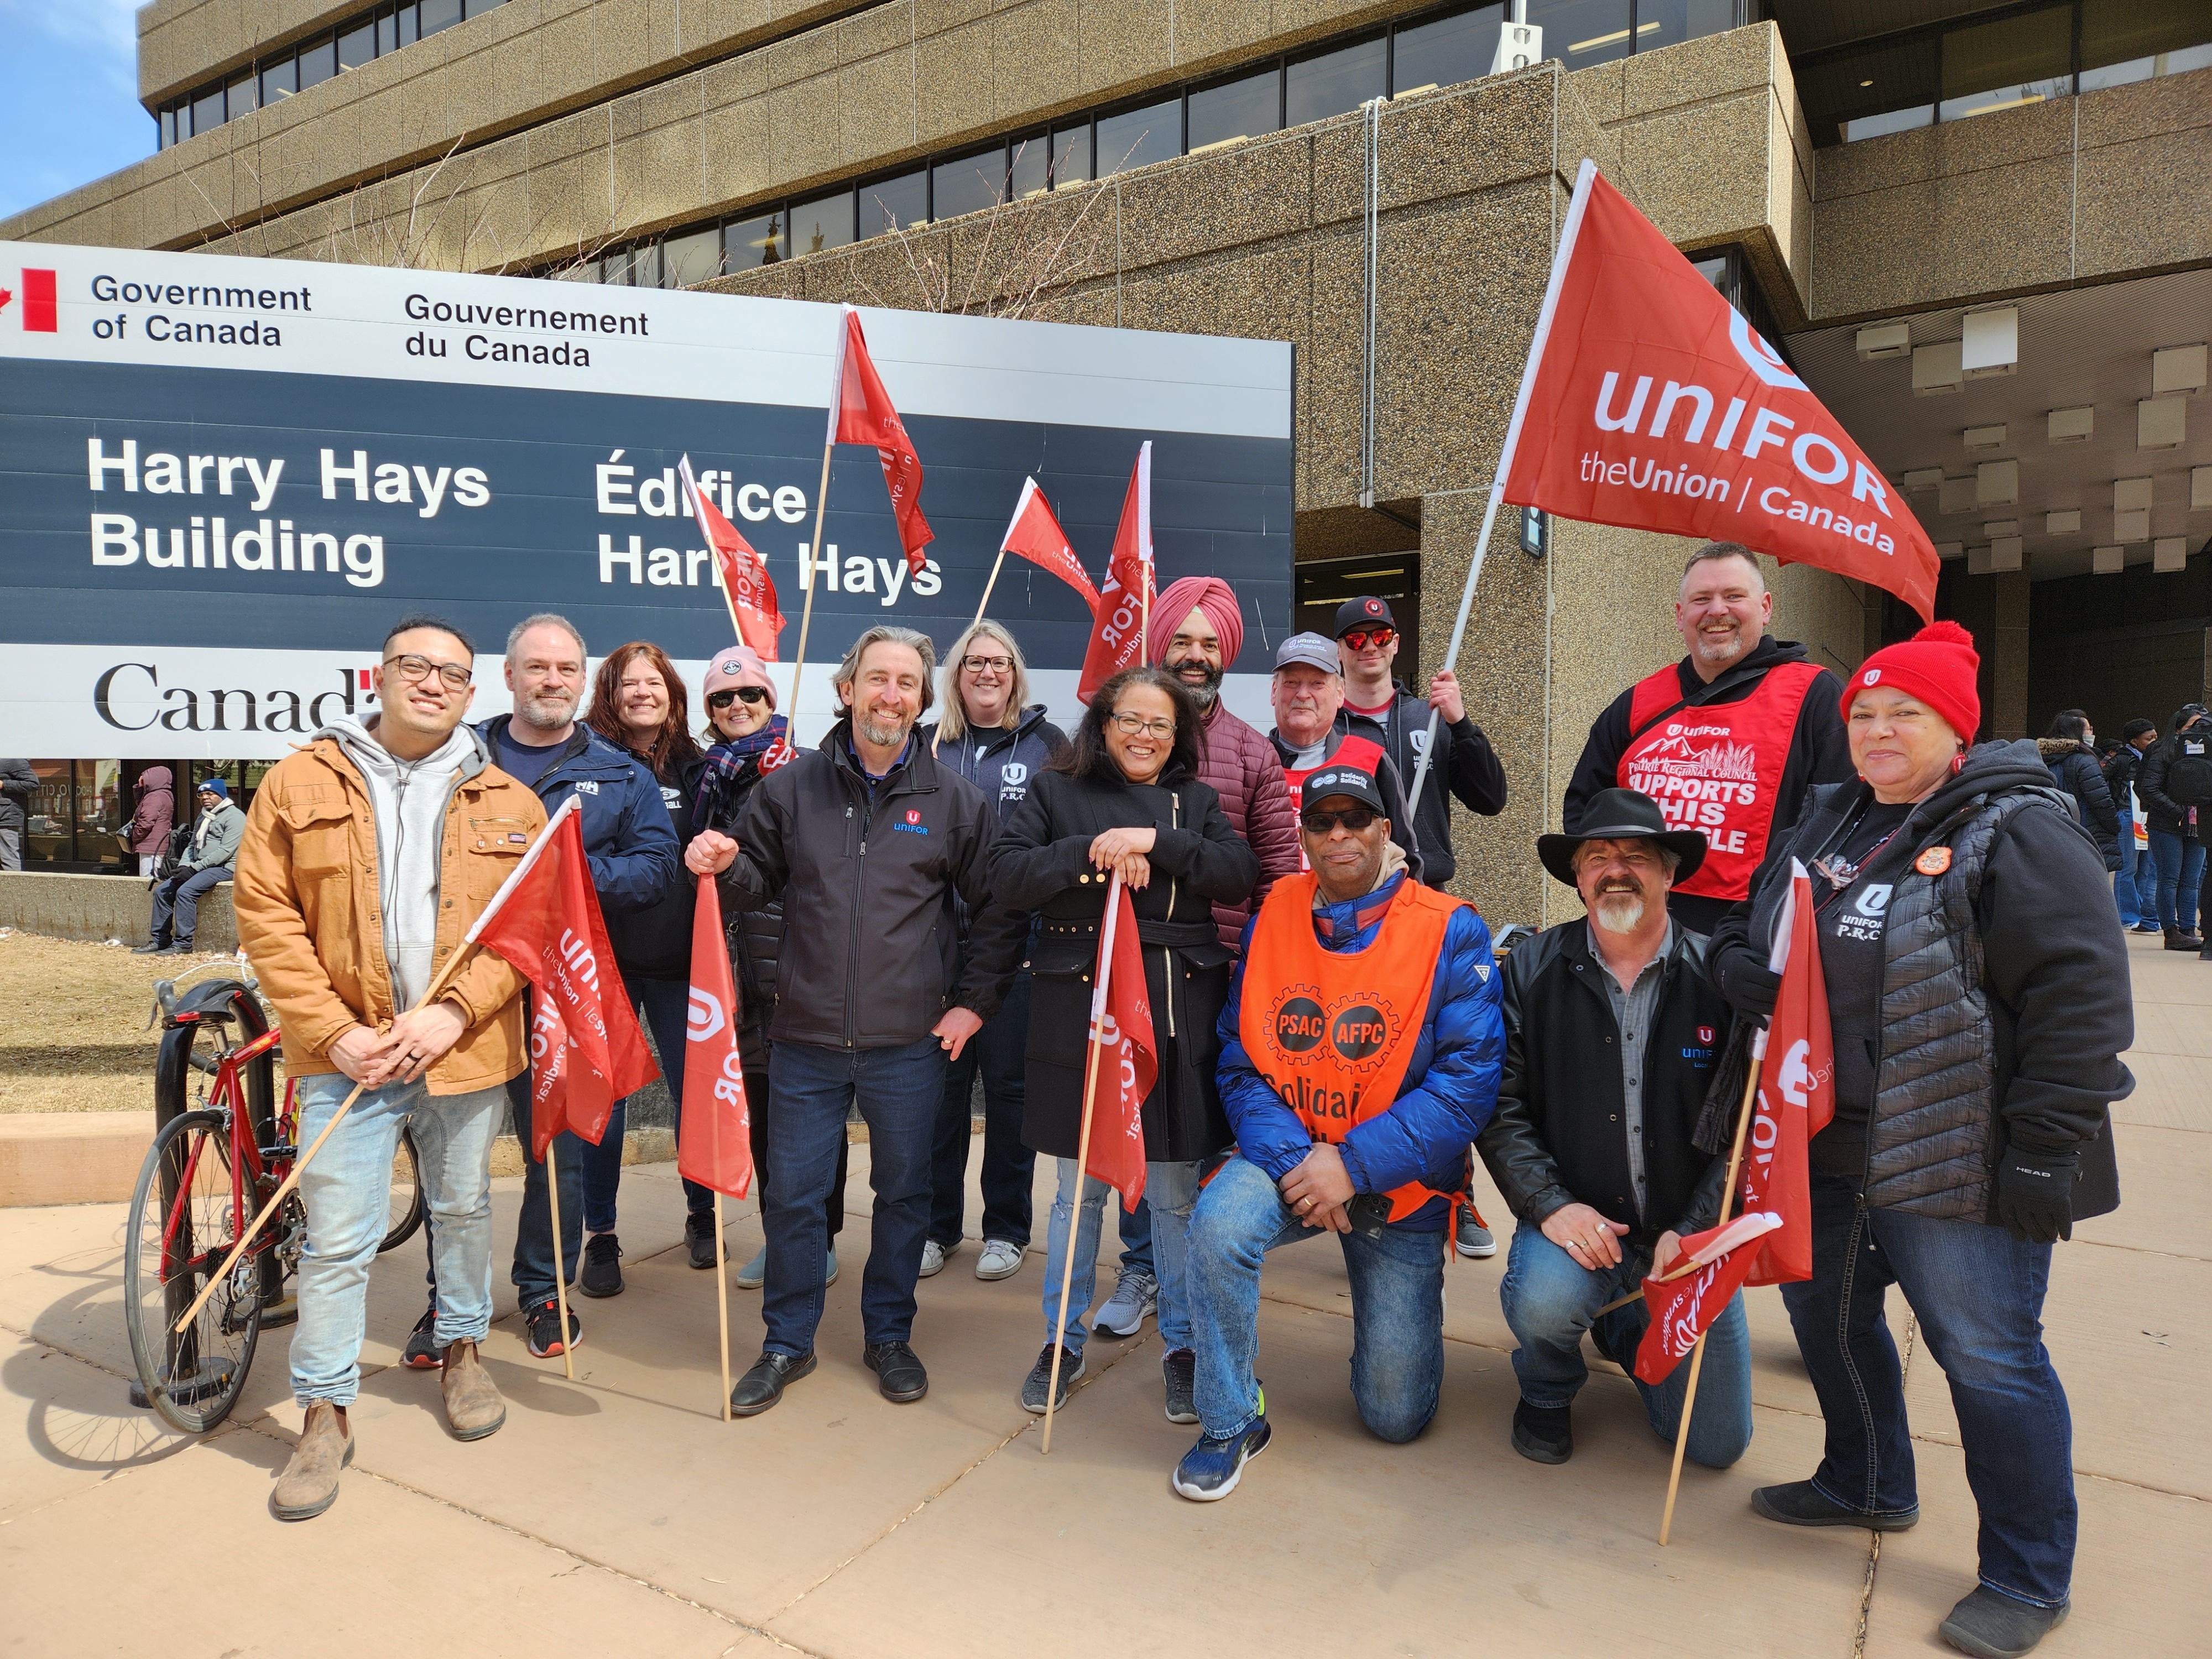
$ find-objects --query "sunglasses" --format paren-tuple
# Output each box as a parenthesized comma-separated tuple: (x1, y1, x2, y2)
(1301, 807, 1379, 834)
(707, 686, 770, 709)
(1339, 626, 1395, 651)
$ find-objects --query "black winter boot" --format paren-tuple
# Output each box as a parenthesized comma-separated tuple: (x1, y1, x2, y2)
(1938, 1587, 2068, 1658)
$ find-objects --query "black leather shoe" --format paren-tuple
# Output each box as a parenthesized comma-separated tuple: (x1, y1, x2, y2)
(864, 1340, 929, 1403)
(731, 1350, 815, 1417)
(132, 940, 171, 954)
(1511, 1399, 1572, 1464)
(1751, 1479, 1918, 1530)
(1938, 1588, 2068, 1658)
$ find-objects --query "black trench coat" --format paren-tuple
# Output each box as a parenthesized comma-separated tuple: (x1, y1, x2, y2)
(990, 763, 1259, 1164)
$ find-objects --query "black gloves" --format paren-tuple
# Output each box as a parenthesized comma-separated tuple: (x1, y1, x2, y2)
(1718, 954, 1780, 1019)
(1994, 1147, 2078, 1244)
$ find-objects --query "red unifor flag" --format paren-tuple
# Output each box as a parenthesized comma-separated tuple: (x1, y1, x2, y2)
(677, 877, 753, 1199)
(1076, 441, 1155, 703)
(471, 797, 659, 1156)
(1084, 875, 1156, 1211)
(679, 455, 784, 660)
(828, 305, 933, 575)
(1500, 160, 1939, 622)
(1636, 862, 1834, 1383)
(1000, 477, 1102, 614)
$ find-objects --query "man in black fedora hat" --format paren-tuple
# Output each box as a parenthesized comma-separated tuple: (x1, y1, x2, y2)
(1476, 787, 1752, 1469)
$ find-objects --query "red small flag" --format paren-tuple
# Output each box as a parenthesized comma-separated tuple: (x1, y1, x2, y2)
(21, 269, 58, 333)
(998, 477, 1101, 614)
(677, 878, 753, 1199)
(471, 802, 659, 1156)
(1637, 864, 1833, 1382)
(828, 306, 933, 575)
(1501, 163, 1939, 621)
(680, 456, 784, 660)
(1083, 877, 1156, 1211)
(1076, 442, 1155, 704)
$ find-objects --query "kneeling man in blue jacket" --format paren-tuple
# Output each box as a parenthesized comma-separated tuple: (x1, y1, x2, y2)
(1174, 764, 1503, 1501)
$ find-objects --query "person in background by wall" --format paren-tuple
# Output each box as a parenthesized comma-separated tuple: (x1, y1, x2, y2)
(917, 619, 1067, 1285)
(2038, 711, 2120, 874)
(137, 780, 245, 954)
(2135, 703, 2212, 952)
(0, 758, 36, 872)
(127, 766, 175, 879)
(2103, 718, 2161, 935)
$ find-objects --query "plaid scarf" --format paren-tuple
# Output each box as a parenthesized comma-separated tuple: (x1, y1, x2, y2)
(692, 716, 789, 832)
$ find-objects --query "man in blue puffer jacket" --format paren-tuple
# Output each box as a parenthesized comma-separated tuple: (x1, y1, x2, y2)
(1172, 764, 1501, 1501)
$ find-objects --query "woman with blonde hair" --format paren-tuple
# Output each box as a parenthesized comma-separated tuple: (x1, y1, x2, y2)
(915, 619, 1068, 1282)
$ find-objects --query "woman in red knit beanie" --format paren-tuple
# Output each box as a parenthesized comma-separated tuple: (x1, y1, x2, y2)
(1705, 619, 2132, 1658)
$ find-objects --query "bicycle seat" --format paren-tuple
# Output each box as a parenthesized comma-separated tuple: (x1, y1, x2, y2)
(154, 977, 255, 1028)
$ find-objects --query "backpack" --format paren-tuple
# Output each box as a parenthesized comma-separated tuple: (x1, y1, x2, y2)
(2167, 733, 2212, 808)
(152, 823, 194, 884)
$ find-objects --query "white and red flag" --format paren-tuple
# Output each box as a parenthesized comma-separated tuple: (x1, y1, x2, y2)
(1501, 161, 1939, 621)
(677, 877, 754, 1199)
(1084, 875, 1156, 1211)
(679, 455, 784, 660)
(471, 797, 660, 1156)
(1637, 862, 1833, 1383)
(1076, 442, 1155, 703)
(827, 305, 933, 574)
(999, 477, 1102, 614)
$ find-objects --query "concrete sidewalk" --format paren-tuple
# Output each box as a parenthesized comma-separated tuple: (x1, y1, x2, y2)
(2, 932, 2200, 1656)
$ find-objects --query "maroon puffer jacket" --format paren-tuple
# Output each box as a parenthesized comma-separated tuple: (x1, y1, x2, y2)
(1193, 700, 1300, 950)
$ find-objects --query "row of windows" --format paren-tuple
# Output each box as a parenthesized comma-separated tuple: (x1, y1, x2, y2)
(155, 0, 507, 148)
(1796, 0, 2211, 148)
(557, 0, 1752, 287)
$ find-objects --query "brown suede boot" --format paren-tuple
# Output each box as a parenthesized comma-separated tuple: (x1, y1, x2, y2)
(271, 1401, 353, 1521)
(441, 1339, 507, 1441)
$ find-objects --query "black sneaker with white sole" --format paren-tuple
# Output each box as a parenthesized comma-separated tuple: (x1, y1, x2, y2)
(685, 1211, 718, 1270)
(1021, 1344, 1084, 1414)
(578, 1233, 623, 1298)
(1162, 1348, 1198, 1423)
(524, 1297, 581, 1359)
(402, 1303, 443, 1370)
(1171, 1406, 1271, 1502)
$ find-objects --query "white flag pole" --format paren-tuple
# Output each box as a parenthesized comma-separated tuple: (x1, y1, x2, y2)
(973, 477, 1040, 629)
(788, 305, 854, 743)
(1405, 157, 1600, 822)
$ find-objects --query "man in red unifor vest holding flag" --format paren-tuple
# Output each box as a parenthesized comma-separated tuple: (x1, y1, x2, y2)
(1171, 765, 1502, 1502)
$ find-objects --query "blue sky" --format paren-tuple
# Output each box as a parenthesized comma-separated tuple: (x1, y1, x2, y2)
(0, 0, 154, 222)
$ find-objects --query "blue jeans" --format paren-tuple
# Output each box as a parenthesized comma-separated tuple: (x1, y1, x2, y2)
(581, 974, 708, 1233)
(505, 1057, 589, 1308)
(2148, 826, 2204, 933)
(761, 1036, 945, 1355)
(1186, 1155, 1445, 1443)
(290, 1072, 505, 1406)
(2113, 811, 2145, 926)
(1781, 1171, 2074, 1608)
(929, 973, 1035, 1248)
(1117, 1193, 1154, 1277)
(1040, 1155, 1200, 1358)
(150, 865, 229, 945)
(1498, 1222, 1752, 1468)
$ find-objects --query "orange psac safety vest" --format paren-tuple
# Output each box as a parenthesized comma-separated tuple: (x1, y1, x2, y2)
(1239, 872, 1467, 1223)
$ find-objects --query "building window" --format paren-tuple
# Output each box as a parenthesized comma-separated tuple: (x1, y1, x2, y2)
(1050, 124, 1091, 186)
(933, 147, 1007, 221)
(1632, 0, 1744, 57)
(227, 74, 258, 117)
(1531, 0, 1637, 69)
(339, 20, 378, 71)
(1939, 4, 2074, 123)
(790, 189, 855, 257)
(421, 0, 464, 36)
(862, 170, 927, 237)
(1392, 5, 1504, 96)
(2079, 0, 2212, 90)
(728, 210, 785, 268)
(262, 54, 298, 106)
(1187, 67, 1281, 153)
(1097, 98, 1180, 176)
(1289, 35, 1387, 123)
(298, 37, 338, 91)
(192, 85, 225, 136)
(662, 226, 724, 286)
(1009, 132, 1050, 200)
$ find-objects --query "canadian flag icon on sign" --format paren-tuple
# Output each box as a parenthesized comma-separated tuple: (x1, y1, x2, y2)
(18, 270, 58, 332)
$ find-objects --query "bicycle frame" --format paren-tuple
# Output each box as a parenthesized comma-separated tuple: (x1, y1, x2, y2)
(159, 1020, 289, 1303)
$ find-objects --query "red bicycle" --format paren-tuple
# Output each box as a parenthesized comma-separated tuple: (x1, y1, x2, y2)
(123, 966, 424, 1433)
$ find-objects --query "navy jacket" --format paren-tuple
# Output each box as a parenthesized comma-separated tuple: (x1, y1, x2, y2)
(1216, 873, 1503, 1229)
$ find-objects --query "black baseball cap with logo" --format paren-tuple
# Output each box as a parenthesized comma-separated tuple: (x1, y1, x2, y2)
(1333, 597, 1396, 637)
(1300, 765, 1386, 816)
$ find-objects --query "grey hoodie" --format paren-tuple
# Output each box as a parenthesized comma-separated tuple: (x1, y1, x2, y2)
(321, 716, 482, 1010)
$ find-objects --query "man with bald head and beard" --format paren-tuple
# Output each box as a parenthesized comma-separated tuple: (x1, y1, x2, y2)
(1478, 789, 1752, 1472)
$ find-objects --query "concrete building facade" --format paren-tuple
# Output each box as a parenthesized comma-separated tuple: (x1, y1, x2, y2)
(7, 1, 2210, 924)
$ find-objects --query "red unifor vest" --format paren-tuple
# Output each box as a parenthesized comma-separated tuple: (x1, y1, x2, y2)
(1284, 733, 1386, 872)
(1615, 659, 1823, 902)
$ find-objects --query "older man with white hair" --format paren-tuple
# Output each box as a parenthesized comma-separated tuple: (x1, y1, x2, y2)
(1266, 632, 1421, 877)
(1477, 788, 1751, 1471)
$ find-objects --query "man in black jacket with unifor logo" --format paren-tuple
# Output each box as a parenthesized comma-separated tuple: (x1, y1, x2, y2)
(1477, 789, 1750, 1470)
(688, 625, 1024, 1416)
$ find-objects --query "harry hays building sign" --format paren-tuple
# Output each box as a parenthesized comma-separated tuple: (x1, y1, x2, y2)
(0, 241, 1294, 759)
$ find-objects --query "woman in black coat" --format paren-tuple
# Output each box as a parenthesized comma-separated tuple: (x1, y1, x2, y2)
(989, 665, 1259, 1420)
(2036, 709, 2119, 869)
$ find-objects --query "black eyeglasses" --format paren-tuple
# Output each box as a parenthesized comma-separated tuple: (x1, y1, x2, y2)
(383, 653, 472, 692)
(1301, 807, 1379, 834)
(707, 686, 770, 710)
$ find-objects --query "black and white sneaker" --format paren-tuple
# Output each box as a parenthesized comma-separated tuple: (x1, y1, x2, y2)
(524, 1297, 581, 1359)
(1021, 1344, 1084, 1414)
(1171, 1406, 1271, 1502)
(578, 1233, 623, 1298)
(401, 1303, 443, 1370)
(1162, 1348, 1198, 1424)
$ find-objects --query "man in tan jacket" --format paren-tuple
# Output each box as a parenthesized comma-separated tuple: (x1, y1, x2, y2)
(233, 613, 544, 1521)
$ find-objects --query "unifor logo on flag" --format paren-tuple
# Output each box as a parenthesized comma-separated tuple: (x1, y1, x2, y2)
(1501, 160, 1939, 621)
(678, 453, 784, 661)
(1076, 442, 1155, 704)
(827, 305, 933, 574)
(678, 878, 754, 1199)
(1084, 876, 1157, 1211)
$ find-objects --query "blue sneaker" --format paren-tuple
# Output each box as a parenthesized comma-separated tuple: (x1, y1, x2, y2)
(1171, 1402, 1271, 1502)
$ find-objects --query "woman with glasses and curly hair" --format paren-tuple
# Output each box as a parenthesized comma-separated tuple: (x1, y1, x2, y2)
(988, 665, 1258, 1423)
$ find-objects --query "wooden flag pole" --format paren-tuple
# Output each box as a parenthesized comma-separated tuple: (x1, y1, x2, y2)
(714, 1192, 733, 1421)
(971, 548, 1008, 629)
(1042, 873, 1124, 1455)
(545, 1138, 577, 1381)
(1657, 1037, 1765, 1545)
(785, 440, 836, 736)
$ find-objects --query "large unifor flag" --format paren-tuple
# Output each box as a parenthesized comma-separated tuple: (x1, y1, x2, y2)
(1636, 862, 1834, 1383)
(471, 797, 660, 1156)
(1076, 442, 1155, 703)
(679, 455, 784, 660)
(1500, 160, 1940, 622)
(1000, 477, 1102, 614)
(828, 305, 933, 575)
(1084, 875, 1156, 1211)
(677, 877, 754, 1199)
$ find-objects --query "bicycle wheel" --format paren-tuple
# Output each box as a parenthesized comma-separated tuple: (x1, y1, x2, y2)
(123, 1109, 262, 1434)
(379, 1126, 426, 1254)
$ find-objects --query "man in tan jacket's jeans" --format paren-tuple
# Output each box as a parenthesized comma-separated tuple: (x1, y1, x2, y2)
(232, 613, 544, 1521)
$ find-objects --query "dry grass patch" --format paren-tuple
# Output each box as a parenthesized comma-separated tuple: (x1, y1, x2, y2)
(0, 932, 247, 1114)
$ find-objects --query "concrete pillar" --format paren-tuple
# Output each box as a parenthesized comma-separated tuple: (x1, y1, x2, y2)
(1990, 570, 2031, 740)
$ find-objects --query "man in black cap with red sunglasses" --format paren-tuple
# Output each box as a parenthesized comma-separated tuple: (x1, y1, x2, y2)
(1334, 597, 1506, 894)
